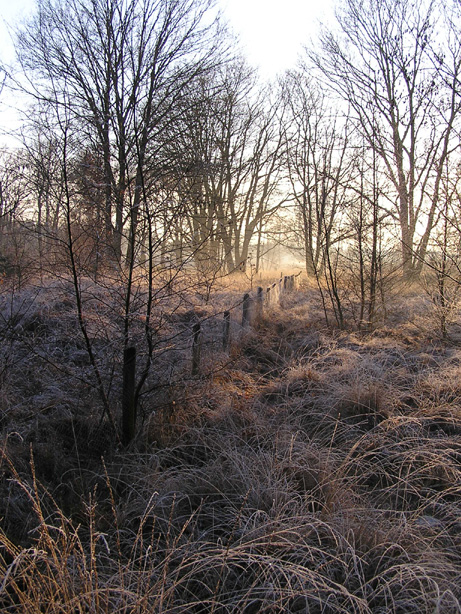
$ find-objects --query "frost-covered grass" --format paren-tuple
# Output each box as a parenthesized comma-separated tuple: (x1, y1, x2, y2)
(1, 272, 460, 613)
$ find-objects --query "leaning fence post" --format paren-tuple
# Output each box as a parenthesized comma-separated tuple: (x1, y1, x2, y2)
(192, 323, 202, 376)
(122, 346, 137, 445)
(223, 310, 231, 351)
(242, 292, 252, 327)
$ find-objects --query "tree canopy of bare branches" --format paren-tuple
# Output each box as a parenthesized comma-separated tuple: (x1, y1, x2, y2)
(15, 0, 226, 264)
(310, 0, 461, 278)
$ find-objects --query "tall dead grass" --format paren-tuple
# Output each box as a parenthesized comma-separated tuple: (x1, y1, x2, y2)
(1, 276, 461, 612)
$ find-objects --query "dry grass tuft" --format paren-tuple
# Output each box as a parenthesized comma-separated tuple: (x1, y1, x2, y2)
(1, 278, 461, 612)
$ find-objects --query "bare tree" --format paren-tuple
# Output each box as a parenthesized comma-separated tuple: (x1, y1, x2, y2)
(173, 60, 286, 274)
(422, 158, 461, 338)
(0, 149, 27, 226)
(282, 72, 355, 278)
(310, 0, 461, 279)
(15, 0, 225, 265)
(8, 0, 232, 443)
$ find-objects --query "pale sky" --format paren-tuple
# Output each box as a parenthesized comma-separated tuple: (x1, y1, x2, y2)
(0, 0, 333, 143)
(220, 0, 333, 78)
(0, 0, 333, 71)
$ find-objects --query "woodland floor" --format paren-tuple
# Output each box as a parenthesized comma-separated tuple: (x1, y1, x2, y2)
(0, 273, 460, 613)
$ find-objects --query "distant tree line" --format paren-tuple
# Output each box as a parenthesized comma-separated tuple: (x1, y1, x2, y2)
(1, 0, 461, 298)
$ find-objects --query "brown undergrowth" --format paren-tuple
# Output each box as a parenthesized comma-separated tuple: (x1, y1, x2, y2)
(0, 275, 460, 612)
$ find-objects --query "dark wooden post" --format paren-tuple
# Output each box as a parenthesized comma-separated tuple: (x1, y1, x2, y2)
(122, 346, 136, 445)
(255, 286, 264, 321)
(192, 323, 202, 376)
(242, 293, 252, 327)
(167, 257, 174, 296)
(223, 310, 231, 351)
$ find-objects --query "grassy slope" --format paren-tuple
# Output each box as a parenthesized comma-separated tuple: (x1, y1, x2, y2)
(0, 275, 460, 613)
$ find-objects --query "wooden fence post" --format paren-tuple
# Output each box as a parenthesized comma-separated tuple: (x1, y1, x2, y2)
(242, 292, 253, 327)
(266, 286, 272, 307)
(255, 286, 264, 322)
(223, 310, 231, 351)
(192, 323, 202, 376)
(122, 346, 136, 445)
